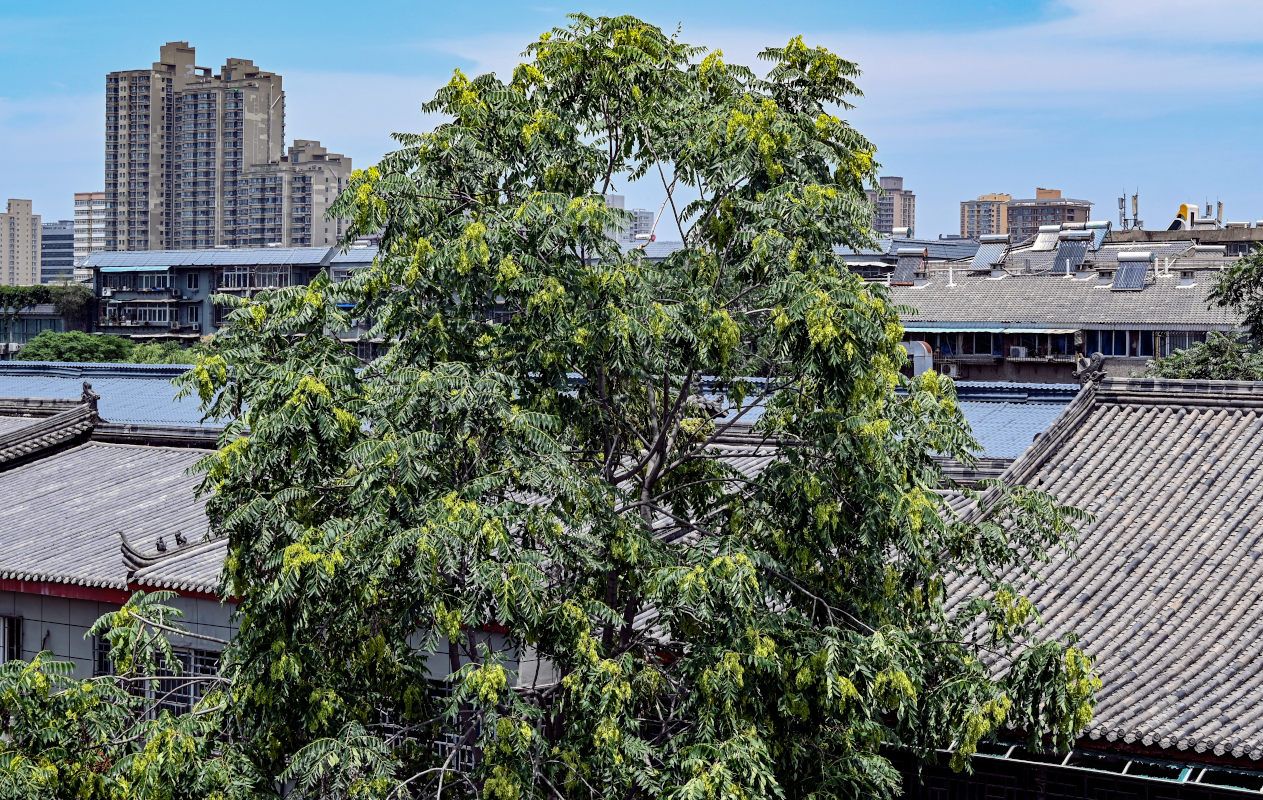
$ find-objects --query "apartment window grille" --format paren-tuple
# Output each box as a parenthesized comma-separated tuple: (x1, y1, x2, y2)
(149, 648, 221, 716)
(92, 635, 113, 677)
(220, 266, 250, 289)
(0, 616, 21, 663)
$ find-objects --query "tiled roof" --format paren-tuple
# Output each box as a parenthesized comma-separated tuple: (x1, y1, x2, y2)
(0, 363, 217, 429)
(890, 270, 1239, 329)
(949, 377, 1263, 761)
(836, 237, 980, 262)
(0, 441, 209, 591)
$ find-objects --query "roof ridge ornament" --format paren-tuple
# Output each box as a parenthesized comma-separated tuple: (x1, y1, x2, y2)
(1074, 352, 1106, 387)
(81, 381, 100, 414)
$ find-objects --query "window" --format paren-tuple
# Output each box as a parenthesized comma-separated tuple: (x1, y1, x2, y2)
(220, 266, 250, 289)
(959, 332, 1000, 356)
(1, 616, 20, 663)
(187, 305, 200, 325)
(1162, 331, 1208, 356)
(1084, 330, 1156, 358)
(93, 634, 112, 677)
(153, 649, 220, 715)
(186, 272, 199, 291)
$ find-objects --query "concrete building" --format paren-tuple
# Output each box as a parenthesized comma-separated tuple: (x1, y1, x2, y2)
(85, 243, 376, 338)
(604, 194, 657, 244)
(0, 200, 41, 286)
(40, 220, 75, 283)
(73, 192, 109, 262)
(1006, 188, 1091, 242)
(231, 140, 350, 248)
(864, 176, 915, 235)
(105, 42, 350, 252)
(959, 193, 1011, 238)
(889, 226, 1238, 382)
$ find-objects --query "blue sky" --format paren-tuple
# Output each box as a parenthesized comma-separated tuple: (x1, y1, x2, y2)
(3, 0, 1263, 235)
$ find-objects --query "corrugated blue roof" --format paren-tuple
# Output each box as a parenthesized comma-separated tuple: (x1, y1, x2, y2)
(83, 247, 334, 268)
(330, 247, 378, 264)
(953, 380, 1077, 458)
(0, 362, 216, 428)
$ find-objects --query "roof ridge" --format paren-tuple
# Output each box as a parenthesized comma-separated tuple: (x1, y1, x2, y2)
(1097, 377, 1263, 407)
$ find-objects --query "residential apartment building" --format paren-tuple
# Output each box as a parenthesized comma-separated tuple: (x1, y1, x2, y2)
(864, 176, 915, 235)
(959, 193, 1011, 237)
(105, 42, 349, 252)
(1005, 188, 1091, 242)
(604, 194, 657, 243)
(74, 192, 109, 261)
(40, 220, 75, 283)
(892, 225, 1237, 383)
(85, 244, 376, 338)
(232, 140, 350, 248)
(0, 200, 41, 286)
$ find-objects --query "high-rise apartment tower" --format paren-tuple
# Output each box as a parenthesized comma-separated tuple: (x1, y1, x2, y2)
(0, 200, 41, 286)
(865, 176, 915, 235)
(105, 42, 349, 251)
(960, 193, 1011, 238)
(74, 191, 109, 261)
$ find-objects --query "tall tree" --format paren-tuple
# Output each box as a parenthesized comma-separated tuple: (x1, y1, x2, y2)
(0, 16, 1095, 799)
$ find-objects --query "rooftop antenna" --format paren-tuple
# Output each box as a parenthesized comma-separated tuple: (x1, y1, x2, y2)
(1131, 192, 1140, 230)
(1118, 196, 1126, 229)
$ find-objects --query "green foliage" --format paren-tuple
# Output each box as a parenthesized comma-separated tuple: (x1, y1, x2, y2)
(16, 330, 196, 364)
(1210, 244, 1263, 343)
(1147, 246, 1263, 379)
(0, 592, 256, 800)
(11, 15, 1096, 799)
(1144, 331, 1263, 380)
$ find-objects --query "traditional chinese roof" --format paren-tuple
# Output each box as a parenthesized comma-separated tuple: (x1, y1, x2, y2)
(950, 377, 1263, 762)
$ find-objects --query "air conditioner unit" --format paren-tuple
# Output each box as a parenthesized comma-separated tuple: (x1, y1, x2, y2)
(171, 288, 180, 298)
(101, 288, 112, 297)
(943, 363, 960, 378)
(1009, 346, 1028, 358)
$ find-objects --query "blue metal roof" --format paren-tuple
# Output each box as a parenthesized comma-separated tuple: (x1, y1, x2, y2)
(0, 362, 217, 428)
(953, 381, 1077, 459)
(330, 247, 378, 264)
(83, 247, 335, 268)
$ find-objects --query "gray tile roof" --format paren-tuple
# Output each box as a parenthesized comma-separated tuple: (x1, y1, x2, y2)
(949, 377, 1263, 761)
(890, 269, 1239, 330)
(999, 240, 1194, 275)
(0, 441, 209, 591)
(0, 363, 217, 429)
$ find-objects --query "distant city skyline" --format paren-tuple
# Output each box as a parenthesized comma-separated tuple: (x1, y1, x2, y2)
(4, 0, 1263, 235)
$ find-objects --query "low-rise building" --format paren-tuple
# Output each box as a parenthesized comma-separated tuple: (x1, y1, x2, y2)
(906, 376, 1263, 797)
(84, 244, 377, 338)
(889, 224, 1238, 382)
